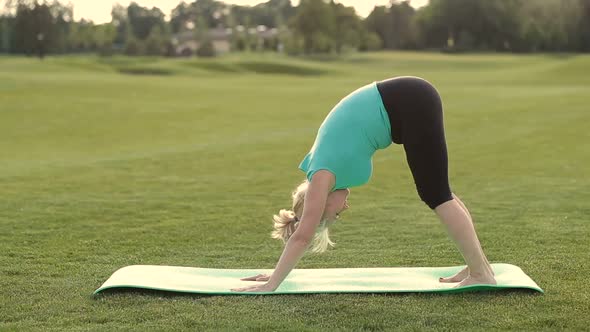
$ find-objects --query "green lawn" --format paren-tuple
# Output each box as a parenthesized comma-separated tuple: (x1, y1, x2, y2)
(0, 52, 588, 331)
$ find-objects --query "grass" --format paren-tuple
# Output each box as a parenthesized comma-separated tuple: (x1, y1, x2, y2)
(0, 51, 589, 331)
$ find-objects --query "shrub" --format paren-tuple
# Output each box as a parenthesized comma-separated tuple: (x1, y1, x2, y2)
(196, 39, 215, 57)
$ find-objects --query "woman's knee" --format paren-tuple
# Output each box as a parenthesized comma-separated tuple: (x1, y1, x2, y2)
(416, 187, 453, 210)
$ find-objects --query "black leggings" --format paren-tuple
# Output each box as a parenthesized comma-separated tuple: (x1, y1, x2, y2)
(376, 76, 453, 209)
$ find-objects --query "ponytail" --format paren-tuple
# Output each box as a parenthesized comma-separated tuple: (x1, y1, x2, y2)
(270, 180, 336, 253)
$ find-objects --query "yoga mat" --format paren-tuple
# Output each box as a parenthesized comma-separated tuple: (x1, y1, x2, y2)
(94, 263, 543, 295)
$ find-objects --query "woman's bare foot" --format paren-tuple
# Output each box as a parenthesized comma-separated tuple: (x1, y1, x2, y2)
(439, 266, 469, 283)
(455, 273, 496, 288)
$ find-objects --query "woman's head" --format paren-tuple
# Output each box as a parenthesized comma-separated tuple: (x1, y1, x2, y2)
(271, 180, 349, 253)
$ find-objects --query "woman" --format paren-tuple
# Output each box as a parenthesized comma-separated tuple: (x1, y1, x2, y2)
(232, 76, 496, 292)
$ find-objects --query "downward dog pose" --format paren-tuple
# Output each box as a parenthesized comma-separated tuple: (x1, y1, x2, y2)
(232, 76, 496, 292)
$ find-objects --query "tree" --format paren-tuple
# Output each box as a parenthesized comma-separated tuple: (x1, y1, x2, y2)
(358, 30, 382, 51)
(225, 0, 294, 29)
(3, 0, 590, 56)
(127, 2, 166, 40)
(0, 15, 15, 52)
(170, 2, 191, 34)
(365, 6, 388, 49)
(578, 0, 590, 51)
(67, 19, 98, 52)
(291, 0, 335, 54)
(13, 2, 53, 57)
(330, 1, 362, 53)
(517, 0, 584, 52)
(415, 0, 523, 52)
(144, 25, 166, 55)
(366, 1, 417, 50)
(94, 23, 117, 55)
(250, 0, 295, 28)
(196, 38, 215, 57)
(390, 1, 417, 49)
(49, 0, 73, 53)
(111, 4, 129, 47)
(124, 34, 143, 55)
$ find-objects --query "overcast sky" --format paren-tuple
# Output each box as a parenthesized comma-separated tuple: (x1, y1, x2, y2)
(0, 0, 429, 23)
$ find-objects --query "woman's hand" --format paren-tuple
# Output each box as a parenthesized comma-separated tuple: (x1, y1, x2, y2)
(240, 274, 271, 282)
(231, 274, 276, 292)
(231, 281, 277, 293)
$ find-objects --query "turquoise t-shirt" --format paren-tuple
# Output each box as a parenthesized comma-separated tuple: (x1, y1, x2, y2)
(298, 82, 392, 190)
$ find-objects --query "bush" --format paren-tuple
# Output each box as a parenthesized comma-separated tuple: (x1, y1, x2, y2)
(233, 37, 246, 51)
(124, 38, 143, 56)
(283, 34, 304, 56)
(359, 32, 382, 51)
(196, 39, 215, 57)
(144, 37, 164, 56)
(97, 42, 114, 56)
(163, 41, 176, 57)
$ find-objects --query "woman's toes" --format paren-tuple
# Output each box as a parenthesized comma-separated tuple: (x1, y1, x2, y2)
(439, 276, 453, 282)
(439, 275, 463, 283)
(439, 267, 469, 283)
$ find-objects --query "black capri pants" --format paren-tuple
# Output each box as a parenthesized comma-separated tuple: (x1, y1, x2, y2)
(376, 76, 453, 209)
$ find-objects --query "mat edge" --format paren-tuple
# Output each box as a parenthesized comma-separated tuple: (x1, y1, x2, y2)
(94, 284, 544, 296)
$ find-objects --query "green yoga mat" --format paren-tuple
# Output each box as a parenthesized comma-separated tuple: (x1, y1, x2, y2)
(94, 263, 543, 295)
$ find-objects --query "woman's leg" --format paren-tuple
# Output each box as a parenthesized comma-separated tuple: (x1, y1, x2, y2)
(379, 77, 495, 286)
(439, 194, 494, 283)
(453, 194, 492, 271)
(404, 142, 495, 285)
(435, 198, 495, 286)
(452, 193, 471, 219)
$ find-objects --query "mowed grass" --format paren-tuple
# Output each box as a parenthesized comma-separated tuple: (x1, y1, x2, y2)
(0, 52, 588, 331)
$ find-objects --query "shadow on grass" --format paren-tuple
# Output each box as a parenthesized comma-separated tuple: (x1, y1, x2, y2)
(541, 53, 577, 60)
(183, 61, 242, 73)
(236, 61, 329, 76)
(97, 56, 160, 66)
(181, 60, 331, 76)
(116, 67, 175, 76)
(402, 288, 543, 298)
(93, 287, 214, 299)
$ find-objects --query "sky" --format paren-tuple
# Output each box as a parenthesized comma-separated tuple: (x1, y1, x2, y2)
(0, 0, 428, 24)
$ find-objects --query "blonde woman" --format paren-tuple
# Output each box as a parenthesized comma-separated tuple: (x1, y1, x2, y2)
(232, 76, 496, 292)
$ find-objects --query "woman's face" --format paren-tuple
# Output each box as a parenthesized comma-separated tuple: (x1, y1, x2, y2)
(323, 189, 350, 221)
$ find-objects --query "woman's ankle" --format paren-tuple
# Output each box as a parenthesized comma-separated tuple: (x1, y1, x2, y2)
(469, 269, 495, 279)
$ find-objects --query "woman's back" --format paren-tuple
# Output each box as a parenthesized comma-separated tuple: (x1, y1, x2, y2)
(299, 82, 392, 190)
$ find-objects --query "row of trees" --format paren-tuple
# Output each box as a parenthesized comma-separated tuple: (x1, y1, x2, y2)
(407, 0, 590, 52)
(1, 0, 589, 57)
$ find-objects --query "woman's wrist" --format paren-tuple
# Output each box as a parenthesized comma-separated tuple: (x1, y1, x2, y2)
(266, 275, 282, 289)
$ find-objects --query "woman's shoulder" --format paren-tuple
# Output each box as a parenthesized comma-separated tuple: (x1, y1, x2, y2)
(309, 169, 336, 191)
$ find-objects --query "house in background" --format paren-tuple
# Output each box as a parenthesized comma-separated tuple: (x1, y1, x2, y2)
(172, 26, 280, 56)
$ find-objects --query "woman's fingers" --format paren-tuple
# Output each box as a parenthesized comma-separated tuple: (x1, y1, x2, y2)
(235, 274, 272, 291)
(232, 281, 277, 293)
(231, 285, 265, 292)
(240, 274, 270, 281)
(240, 274, 264, 281)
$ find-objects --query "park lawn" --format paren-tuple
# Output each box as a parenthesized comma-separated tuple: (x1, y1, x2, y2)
(0, 52, 588, 331)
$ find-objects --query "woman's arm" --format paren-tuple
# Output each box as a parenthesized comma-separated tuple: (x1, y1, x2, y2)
(232, 170, 334, 292)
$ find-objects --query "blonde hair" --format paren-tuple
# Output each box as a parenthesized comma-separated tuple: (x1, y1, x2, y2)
(271, 180, 335, 253)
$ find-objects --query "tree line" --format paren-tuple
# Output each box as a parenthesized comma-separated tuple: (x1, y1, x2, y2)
(1, 0, 589, 58)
